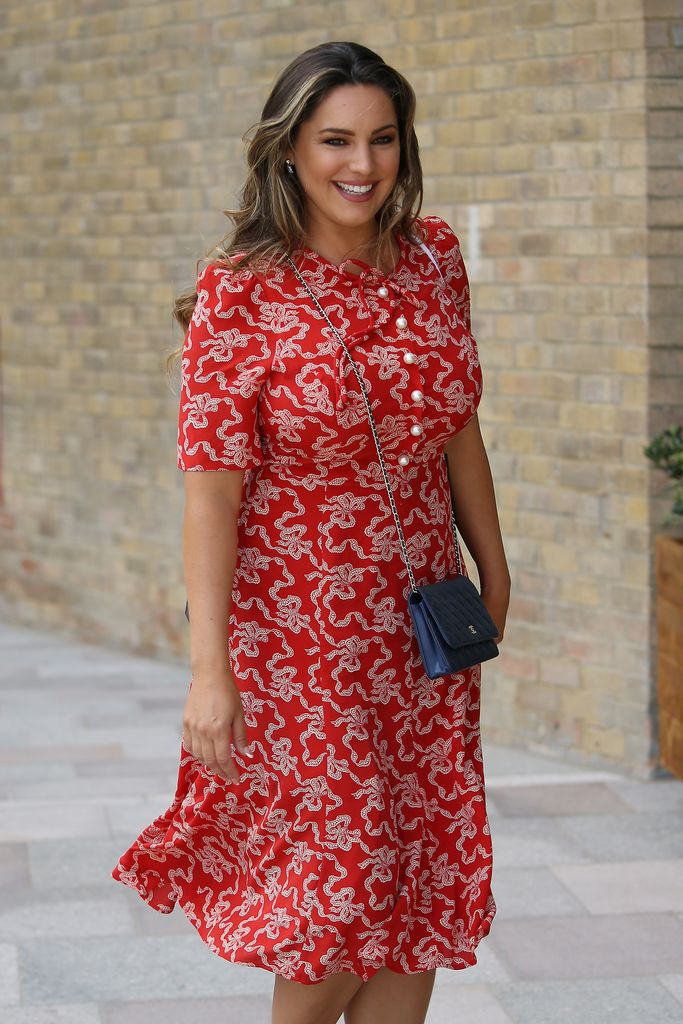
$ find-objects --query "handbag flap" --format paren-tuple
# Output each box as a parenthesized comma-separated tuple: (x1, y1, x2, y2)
(414, 576, 499, 649)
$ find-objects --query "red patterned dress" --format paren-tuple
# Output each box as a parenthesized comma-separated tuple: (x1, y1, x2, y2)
(112, 214, 496, 984)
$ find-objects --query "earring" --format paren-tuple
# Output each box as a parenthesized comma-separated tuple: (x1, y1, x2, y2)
(285, 159, 295, 176)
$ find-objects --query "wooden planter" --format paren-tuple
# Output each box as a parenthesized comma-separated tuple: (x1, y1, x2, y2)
(656, 534, 683, 780)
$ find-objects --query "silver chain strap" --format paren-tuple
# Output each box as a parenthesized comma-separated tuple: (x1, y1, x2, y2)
(285, 252, 463, 593)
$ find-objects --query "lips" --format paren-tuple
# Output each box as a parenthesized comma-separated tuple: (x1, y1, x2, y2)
(333, 181, 377, 201)
(334, 181, 375, 193)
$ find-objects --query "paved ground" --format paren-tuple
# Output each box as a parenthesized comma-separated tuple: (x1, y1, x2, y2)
(1, 620, 682, 1024)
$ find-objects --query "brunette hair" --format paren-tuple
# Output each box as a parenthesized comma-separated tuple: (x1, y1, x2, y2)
(167, 41, 424, 373)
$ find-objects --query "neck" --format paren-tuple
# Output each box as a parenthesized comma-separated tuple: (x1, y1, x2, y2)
(303, 215, 380, 267)
(302, 217, 398, 275)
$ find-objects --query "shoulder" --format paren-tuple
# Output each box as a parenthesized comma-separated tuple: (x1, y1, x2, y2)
(412, 214, 469, 290)
(412, 214, 462, 255)
(191, 258, 272, 326)
(195, 256, 260, 294)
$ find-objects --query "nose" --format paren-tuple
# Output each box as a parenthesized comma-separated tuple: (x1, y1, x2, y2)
(348, 143, 374, 176)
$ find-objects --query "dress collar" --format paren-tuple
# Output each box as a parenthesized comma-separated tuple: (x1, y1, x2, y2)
(288, 231, 424, 410)
(295, 230, 411, 282)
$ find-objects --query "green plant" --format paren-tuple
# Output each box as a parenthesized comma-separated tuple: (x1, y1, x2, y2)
(644, 425, 683, 525)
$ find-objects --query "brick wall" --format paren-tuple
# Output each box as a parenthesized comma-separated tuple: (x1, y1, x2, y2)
(421, 0, 655, 774)
(2, 1, 681, 777)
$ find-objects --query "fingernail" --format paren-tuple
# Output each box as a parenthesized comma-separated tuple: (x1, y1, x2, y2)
(242, 744, 254, 758)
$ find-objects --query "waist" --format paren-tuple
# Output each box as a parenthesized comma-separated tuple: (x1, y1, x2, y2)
(258, 449, 446, 484)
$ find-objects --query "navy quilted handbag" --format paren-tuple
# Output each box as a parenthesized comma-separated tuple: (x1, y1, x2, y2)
(407, 575, 499, 679)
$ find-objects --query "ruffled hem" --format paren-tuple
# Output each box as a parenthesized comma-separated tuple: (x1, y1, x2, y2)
(112, 851, 496, 986)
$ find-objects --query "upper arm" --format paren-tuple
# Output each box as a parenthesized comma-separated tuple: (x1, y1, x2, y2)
(183, 467, 246, 511)
(444, 411, 482, 460)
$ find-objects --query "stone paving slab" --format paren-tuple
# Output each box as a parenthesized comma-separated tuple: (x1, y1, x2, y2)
(0, 746, 123, 767)
(487, 866, 585, 919)
(5, 774, 179, 802)
(105, 796, 176, 839)
(492, 978, 683, 1024)
(0, 891, 134, 941)
(426, 981, 513, 1023)
(606, 778, 683, 813)
(0, 842, 30, 889)
(1, 800, 111, 842)
(660, 975, 683, 1005)
(552, 859, 683, 914)
(491, 782, 634, 817)
(100, 994, 273, 1024)
(0, 763, 76, 784)
(558, 810, 683, 861)
(488, 913, 683, 980)
(18, 936, 274, 1004)
(480, 743, 599, 779)
(0, 1006, 103, 1024)
(74, 757, 178, 779)
(28, 837, 131, 890)
(486, 814, 593, 868)
(0, 941, 20, 1007)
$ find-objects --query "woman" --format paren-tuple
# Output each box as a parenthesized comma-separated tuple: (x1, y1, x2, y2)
(112, 40, 510, 1024)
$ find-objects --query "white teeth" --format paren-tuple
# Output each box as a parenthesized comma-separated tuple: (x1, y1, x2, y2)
(335, 182, 374, 194)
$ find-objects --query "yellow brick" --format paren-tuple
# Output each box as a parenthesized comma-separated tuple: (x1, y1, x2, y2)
(584, 727, 626, 761)
(534, 27, 574, 56)
(520, 457, 555, 484)
(579, 666, 625, 696)
(494, 145, 534, 172)
(541, 544, 580, 574)
(559, 689, 600, 722)
(560, 578, 602, 606)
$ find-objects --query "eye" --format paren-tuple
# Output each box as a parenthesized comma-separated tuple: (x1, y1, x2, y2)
(322, 136, 397, 146)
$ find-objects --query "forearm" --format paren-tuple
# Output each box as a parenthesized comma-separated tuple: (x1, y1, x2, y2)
(444, 416, 510, 596)
(183, 492, 240, 676)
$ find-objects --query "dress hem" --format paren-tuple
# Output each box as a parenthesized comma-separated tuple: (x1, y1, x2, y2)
(111, 865, 496, 986)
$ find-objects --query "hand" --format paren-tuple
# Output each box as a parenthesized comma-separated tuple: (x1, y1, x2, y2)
(481, 586, 510, 645)
(182, 669, 253, 784)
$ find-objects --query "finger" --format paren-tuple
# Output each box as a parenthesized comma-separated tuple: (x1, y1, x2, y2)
(231, 713, 252, 759)
(214, 735, 239, 784)
(182, 725, 198, 758)
(201, 735, 234, 784)
(197, 735, 219, 776)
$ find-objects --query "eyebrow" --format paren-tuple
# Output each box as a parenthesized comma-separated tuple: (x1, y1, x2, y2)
(317, 123, 398, 135)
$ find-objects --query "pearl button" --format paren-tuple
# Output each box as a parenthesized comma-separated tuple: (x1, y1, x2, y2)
(377, 285, 389, 298)
(402, 351, 416, 365)
(396, 315, 408, 330)
(398, 454, 411, 466)
(410, 423, 423, 437)
(411, 389, 423, 402)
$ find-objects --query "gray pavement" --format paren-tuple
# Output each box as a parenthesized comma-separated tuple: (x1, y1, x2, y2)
(1, 620, 682, 1023)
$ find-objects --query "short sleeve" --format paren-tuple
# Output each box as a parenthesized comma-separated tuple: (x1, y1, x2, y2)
(421, 216, 472, 333)
(177, 263, 274, 471)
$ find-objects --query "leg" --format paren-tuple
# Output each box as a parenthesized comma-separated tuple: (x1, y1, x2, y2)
(343, 965, 436, 1024)
(272, 969, 366, 1024)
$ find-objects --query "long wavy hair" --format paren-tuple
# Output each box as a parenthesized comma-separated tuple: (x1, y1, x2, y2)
(167, 41, 424, 376)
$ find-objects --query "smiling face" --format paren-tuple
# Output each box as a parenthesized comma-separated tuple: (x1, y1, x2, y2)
(288, 83, 401, 258)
